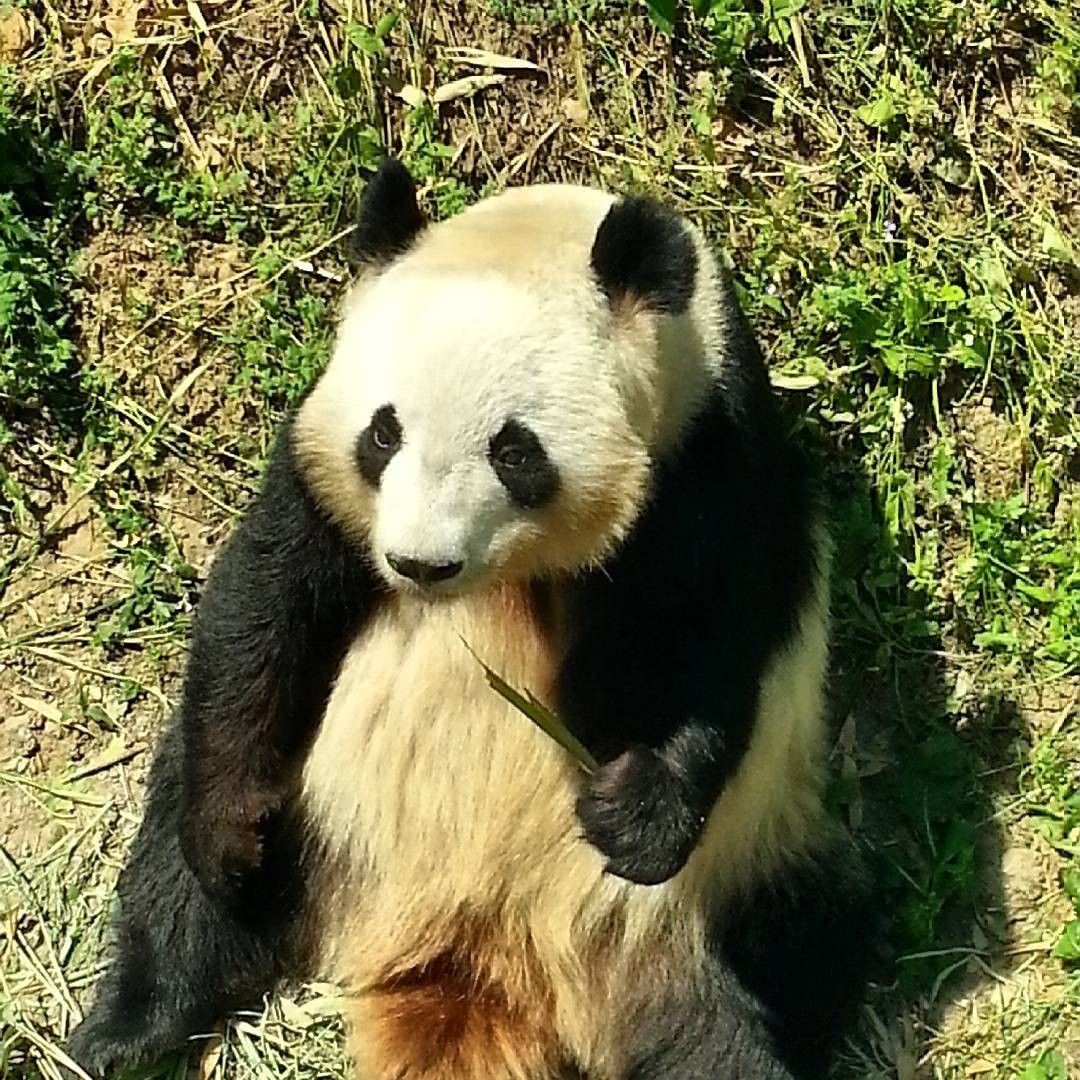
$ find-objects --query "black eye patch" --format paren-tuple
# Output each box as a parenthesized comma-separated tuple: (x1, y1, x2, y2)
(356, 404, 403, 486)
(489, 419, 559, 510)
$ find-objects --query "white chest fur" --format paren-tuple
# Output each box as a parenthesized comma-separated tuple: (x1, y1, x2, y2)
(303, 586, 573, 859)
(299, 574, 831, 946)
(300, 588, 618, 974)
(298, 576, 831, 1074)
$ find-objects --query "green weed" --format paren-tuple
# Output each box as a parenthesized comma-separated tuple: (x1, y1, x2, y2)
(1, 1, 1077, 1077)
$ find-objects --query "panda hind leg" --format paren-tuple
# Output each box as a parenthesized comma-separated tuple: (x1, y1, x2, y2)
(720, 837, 876, 1077)
(64, 725, 289, 1078)
(621, 952, 799, 1080)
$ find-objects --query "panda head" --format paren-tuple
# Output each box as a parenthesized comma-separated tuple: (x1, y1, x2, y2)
(295, 160, 719, 595)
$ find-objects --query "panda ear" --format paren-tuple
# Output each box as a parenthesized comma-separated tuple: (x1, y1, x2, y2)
(347, 157, 427, 267)
(590, 196, 697, 315)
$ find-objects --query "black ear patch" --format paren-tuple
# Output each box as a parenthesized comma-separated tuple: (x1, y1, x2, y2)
(590, 196, 697, 315)
(347, 158, 427, 266)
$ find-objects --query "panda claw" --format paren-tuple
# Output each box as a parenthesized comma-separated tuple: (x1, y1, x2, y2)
(576, 745, 704, 885)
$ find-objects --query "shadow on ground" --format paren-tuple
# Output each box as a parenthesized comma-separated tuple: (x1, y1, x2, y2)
(811, 439, 1019, 1078)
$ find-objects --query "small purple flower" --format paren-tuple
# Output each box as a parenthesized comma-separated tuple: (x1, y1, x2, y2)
(884, 219, 898, 240)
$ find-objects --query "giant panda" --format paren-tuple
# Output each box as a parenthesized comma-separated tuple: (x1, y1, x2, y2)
(66, 159, 872, 1080)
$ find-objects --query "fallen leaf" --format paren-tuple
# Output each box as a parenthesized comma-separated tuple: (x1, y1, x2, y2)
(302, 991, 346, 1018)
(561, 96, 588, 124)
(103, 0, 143, 43)
(196, 1032, 223, 1078)
(186, 0, 209, 33)
(770, 373, 820, 391)
(397, 83, 426, 108)
(14, 696, 62, 724)
(432, 74, 507, 104)
(441, 46, 541, 73)
(278, 997, 315, 1030)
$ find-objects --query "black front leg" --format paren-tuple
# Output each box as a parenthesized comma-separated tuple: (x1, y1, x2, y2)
(65, 724, 290, 1078)
(564, 565, 811, 884)
(559, 350, 817, 886)
(568, 638, 762, 885)
(177, 419, 379, 908)
(67, 418, 380, 1075)
(565, 596, 803, 885)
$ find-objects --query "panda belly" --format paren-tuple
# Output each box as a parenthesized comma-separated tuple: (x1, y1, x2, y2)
(301, 585, 581, 900)
(298, 577, 830, 1078)
(300, 585, 665, 1078)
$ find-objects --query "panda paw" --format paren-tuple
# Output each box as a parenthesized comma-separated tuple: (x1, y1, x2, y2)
(576, 745, 707, 886)
(179, 787, 283, 909)
(63, 1012, 185, 1080)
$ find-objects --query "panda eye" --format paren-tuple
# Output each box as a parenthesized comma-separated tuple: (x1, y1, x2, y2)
(367, 407, 402, 454)
(488, 419, 559, 510)
(356, 404, 402, 486)
(494, 443, 529, 470)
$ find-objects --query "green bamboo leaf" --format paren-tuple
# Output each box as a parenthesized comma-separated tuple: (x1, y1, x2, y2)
(1052, 919, 1080, 961)
(374, 10, 400, 37)
(462, 639, 598, 774)
(644, 0, 677, 34)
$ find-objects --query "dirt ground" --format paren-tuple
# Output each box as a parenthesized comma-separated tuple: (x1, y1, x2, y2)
(1, 1, 1078, 1077)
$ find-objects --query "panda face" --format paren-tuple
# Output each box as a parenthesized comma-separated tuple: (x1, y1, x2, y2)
(354, 404, 561, 591)
(295, 269, 654, 595)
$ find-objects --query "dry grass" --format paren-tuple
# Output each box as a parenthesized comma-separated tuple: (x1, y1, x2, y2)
(1, 0, 1078, 1077)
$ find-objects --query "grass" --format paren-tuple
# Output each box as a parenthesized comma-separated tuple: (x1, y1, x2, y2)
(0, 0, 1077, 1077)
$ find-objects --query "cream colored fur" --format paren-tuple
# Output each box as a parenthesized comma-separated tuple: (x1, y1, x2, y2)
(301, 571, 829, 1078)
(294, 183, 832, 1077)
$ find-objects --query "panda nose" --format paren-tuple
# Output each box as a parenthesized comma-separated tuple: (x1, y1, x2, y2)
(386, 554, 464, 584)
